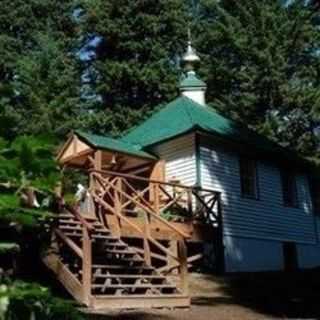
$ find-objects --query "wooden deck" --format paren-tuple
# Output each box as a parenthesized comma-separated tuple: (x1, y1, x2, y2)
(106, 216, 214, 241)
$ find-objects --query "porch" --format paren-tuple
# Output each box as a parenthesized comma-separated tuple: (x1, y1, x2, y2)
(45, 130, 224, 309)
(56, 130, 224, 272)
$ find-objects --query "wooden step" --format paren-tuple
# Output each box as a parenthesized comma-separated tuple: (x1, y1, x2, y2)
(58, 213, 97, 222)
(63, 232, 118, 241)
(59, 225, 110, 234)
(59, 219, 103, 227)
(94, 255, 143, 262)
(92, 264, 154, 271)
(92, 274, 166, 280)
(93, 259, 144, 267)
(103, 249, 136, 255)
(89, 294, 190, 309)
(101, 243, 128, 250)
(92, 284, 176, 290)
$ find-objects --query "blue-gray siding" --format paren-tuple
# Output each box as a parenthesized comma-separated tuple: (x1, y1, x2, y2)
(224, 235, 284, 272)
(199, 144, 317, 244)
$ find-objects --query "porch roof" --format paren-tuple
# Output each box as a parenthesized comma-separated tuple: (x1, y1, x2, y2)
(75, 130, 157, 160)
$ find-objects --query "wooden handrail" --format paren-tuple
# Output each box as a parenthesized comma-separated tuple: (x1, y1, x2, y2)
(55, 196, 93, 303)
(92, 173, 191, 239)
(55, 229, 83, 258)
(90, 169, 220, 194)
(56, 195, 94, 232)
(92, 192, 180, 262)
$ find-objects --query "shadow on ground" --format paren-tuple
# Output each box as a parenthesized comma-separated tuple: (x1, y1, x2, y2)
(191, 269, 320, 319)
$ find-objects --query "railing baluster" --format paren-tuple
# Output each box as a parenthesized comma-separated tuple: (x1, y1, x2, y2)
(187, 189, 193, 216)
(113, 177, 122, 238)
(82, 225, 92, 306)
(143, 211, 151, 265)
(178, 239, 188, 295)
(153, 182, 160, 215)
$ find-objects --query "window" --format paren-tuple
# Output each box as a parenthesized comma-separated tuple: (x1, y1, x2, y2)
(239, 158, 258, 199)
(281, 171, 298, 207)
(310, 178, 320, 215)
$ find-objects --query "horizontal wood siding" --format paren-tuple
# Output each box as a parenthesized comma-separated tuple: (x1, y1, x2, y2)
(297, 217, 320, 268)
(200, 144, 317, 244)
(151, 134, 197, 186)
(224, 235, 284, 272)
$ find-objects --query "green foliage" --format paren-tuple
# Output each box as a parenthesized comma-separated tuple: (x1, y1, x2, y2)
(79, 0, 191, 136)
(0, 135, 77, 318)
(0, 281, 84, 320)
(195, 0, 320, 158)
(0, 0, 84, 140)
(0, 135, 58, 228)
(0, 194, 52, 228)
(160, 206, 191, 222)
(0, 243, 19, 255)
(0, 135, 60, 191)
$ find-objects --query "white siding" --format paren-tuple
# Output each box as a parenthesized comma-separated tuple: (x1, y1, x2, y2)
(200, 144, 317, 244)
(151, 134, 197, 186)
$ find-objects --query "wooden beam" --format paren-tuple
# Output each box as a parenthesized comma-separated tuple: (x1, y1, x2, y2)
(82, 228, 92, 306)
(59, 149, 93, 165)
(55, 229, 83, 258)
(42, 253, 85, 305)
(123, 163, 153, 175)
(178, 240, 188, 295)
(94, 150, 102, 171)
(56, 133, 74, 161)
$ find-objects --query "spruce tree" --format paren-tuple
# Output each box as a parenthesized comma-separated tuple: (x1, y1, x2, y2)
(79, 0, 190, 136)
(195, 0, 320, 158)
(0, 0, 83, 140)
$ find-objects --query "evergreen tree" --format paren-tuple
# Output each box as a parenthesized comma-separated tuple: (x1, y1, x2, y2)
(0, 136, 84, 319)
(79, 0, 191, 136)
(195, 0, 320, 158)
(0, 0, 83, 140)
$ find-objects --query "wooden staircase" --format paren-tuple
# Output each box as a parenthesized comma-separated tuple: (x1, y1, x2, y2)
(44, 210, 190, 309)
(44, 169, 222, 310)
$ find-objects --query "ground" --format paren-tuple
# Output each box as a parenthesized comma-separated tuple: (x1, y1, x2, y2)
(86, 270, 320, 320)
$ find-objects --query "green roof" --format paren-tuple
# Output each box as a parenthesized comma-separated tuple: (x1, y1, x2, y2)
(75, 130, 156, 160)
(121, 96, 308, 166)
(179, 72, 206, 89)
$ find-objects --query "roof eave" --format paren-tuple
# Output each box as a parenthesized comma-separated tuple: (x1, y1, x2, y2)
(75, 131, 157, 161)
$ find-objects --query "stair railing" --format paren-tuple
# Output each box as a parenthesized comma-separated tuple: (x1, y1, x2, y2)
(55, 199, 94, 306)
(89, 169, 221, 295)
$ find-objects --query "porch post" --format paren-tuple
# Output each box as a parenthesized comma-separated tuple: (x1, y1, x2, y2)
(149, 160, 165, 214)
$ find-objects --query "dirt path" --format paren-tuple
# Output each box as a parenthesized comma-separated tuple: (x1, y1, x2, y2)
(86, 271, 320, 320)
(87, 305, 275, 320)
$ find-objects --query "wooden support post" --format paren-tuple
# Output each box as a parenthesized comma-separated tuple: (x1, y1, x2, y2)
(143, 212, 151, 265)
(73, 135, 78, 154)
(153, 183, 160, 215)
(82, 227, 92, 306)
(90, 150, 102, 190)
(187, 189, 193, 216)
(178, 239, 188, 295)
(167, 240, 178, 275)
(94, 150, 102, 171)
(216, 193, 225, 274)
(149, 161, 165, 208)
(113, 178, 122, 238)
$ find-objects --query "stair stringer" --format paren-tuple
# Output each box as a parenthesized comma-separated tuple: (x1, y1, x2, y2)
(43, 253, 93, 306)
